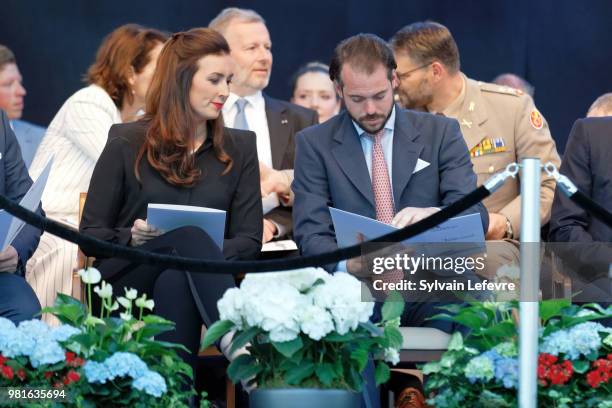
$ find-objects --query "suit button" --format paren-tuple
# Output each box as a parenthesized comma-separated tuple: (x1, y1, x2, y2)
(488, 165, 495, 174)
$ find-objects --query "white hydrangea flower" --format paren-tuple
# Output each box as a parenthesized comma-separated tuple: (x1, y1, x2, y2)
(242, 280, 306, 342)
(312, 272, 374, 334)
(218, 288, 245, 329)
(300, 305, 334, 340)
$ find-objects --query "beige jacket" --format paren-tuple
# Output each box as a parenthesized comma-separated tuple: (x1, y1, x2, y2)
(444, 75, 561, 238)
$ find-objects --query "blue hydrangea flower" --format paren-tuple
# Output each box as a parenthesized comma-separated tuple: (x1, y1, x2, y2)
(84, 361, 113, 384)
(51, 325, 81, 342)
(29, 338, 66, 368)
(18, 319, 51, 339)
(464, 354, 495, 383)
(494, 357, 518, 389)
(0, 317, 16, 332)
(132, 370, 167, 397)
(541, 322, 611, 359)
(0, 328, 36, 358)
(104, 352, 148, 380)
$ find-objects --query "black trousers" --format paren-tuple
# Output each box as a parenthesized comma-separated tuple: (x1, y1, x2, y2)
(94, 226, 235, 368)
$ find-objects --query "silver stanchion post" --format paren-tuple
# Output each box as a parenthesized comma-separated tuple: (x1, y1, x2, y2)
(519, 158, 541, 408)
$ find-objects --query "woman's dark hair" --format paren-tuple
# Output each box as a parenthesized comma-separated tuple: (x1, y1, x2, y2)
(290, 61, 338, 99)
(136, 28, 232, 187)
(86, 24, 168, 109)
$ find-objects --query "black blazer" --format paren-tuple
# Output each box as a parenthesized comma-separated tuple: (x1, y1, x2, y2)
(80, 120, 263, 261)
(549, 117, 612, 277)
(263, 95, 318, 235)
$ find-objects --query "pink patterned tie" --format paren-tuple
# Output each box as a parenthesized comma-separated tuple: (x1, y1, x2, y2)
(369, 130, 403, 285)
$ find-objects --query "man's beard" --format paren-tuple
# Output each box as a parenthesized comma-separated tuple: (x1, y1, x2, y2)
(348, 102, 394, 134)
(397, 80, 432, 111)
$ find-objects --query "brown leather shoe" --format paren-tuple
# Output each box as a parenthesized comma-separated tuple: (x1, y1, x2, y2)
(396, 386, 428, 408)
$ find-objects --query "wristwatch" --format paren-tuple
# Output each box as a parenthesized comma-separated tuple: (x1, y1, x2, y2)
(503, 217, 513, 239)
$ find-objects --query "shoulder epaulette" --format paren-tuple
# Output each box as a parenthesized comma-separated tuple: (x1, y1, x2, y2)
(478, 81, 523, 97)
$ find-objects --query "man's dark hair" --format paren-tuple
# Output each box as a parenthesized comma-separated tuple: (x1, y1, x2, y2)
(329, 33, 396, 87)
(389, 21, 460, 73)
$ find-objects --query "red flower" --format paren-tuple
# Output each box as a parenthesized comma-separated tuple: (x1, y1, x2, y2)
(16, 369, 26, 381)
(67, 370, 80, 383)
(53, 381, 63, 389)
(1, 365, 14, 380)
(44, 371, 53, 379)
(538, 353, 557, 367)
(537, 355, 572, 386)
(0, 354, 7, 366)
(586, 358, 612, 388)
(73, 357, 85, 367)
(587, 369, 607, 388)
(65, 351, 76, 363)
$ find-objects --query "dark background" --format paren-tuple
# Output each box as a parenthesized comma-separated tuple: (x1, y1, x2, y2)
(2, 0, 612, 152)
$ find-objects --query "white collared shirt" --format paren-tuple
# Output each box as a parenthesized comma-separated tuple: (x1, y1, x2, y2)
(223, 91, 273, 168)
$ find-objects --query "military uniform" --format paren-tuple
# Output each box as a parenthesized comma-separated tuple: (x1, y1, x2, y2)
(443, 74, 561, 238)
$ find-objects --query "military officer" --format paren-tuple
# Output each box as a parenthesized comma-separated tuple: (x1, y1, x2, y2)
(390, 21, 561, 242)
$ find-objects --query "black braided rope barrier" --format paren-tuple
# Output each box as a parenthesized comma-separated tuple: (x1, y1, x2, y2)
(569, 190, 612, 229)
(0, 186, 490, 274)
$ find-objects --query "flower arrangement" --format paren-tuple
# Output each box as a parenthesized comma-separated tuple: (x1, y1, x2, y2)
(0, 267, 209, 407)
(422, 300, 612, 407)
(202, 268, 404, 391)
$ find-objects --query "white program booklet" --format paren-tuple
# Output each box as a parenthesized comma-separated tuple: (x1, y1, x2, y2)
(146, 203, 226, 250)
(0, 157, 53, 251)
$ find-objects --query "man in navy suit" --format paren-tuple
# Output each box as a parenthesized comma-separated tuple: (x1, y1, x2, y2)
(292, 33, 488, 408)
(0, 45, 45, 169)
(0, 110, 43, 323)
(549, 117, 611, 319)
(209, 8, 318, 244)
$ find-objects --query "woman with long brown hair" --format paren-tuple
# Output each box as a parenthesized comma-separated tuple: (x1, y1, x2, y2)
(26, 24, 168, 323)
(79, 28, 262, 370)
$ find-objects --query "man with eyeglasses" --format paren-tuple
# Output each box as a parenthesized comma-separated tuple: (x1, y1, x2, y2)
(390, 22, 560, 250)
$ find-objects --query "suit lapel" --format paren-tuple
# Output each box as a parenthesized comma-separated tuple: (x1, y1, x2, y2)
(264, 95, 289, 169)
(331, 114, 375, 207)
(392, 109, 423, 209)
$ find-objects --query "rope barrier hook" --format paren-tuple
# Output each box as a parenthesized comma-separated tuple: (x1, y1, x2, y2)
(483, 162, 519, 193)
(543, 161, 578, 197)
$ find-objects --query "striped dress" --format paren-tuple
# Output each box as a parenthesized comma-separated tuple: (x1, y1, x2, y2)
(26, 84, 121, 323)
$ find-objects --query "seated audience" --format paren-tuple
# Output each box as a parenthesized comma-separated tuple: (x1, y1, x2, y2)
(0, 110, 43, 323)
(26, 24, 167, 321)
(587, 92, 612, 117)
(79, 28, 262, 373)
(290, 61, 341, 123)
(492, 72, 535, 98)
(0, 45, 45, 168)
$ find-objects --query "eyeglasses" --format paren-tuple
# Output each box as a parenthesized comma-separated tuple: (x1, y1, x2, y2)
(396, 62, 432, 80)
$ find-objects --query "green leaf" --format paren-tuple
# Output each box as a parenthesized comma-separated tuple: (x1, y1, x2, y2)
(229, 326, 259, 354)
(540, 299, 571, 323)
(201, 320, 234, 349)
(374, 362, 390, 385)
(450, 310, 486, 330)
(422, 361, 441, 375)
(571, 360, 589, 374)
(272, 336, 303, 358)
(384, 326, 403, 349)
(285, 362, 315, 385)
(315, 363, 336, 386)
(350, 347, 369, 372)
(447, 332, 464, 351)
(382, 291, 404, 321)
(359, 321, 384, 337)
(324, 332, 356, 342)
(482, 321, 516, 338)
(227, 354, 261, 383)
